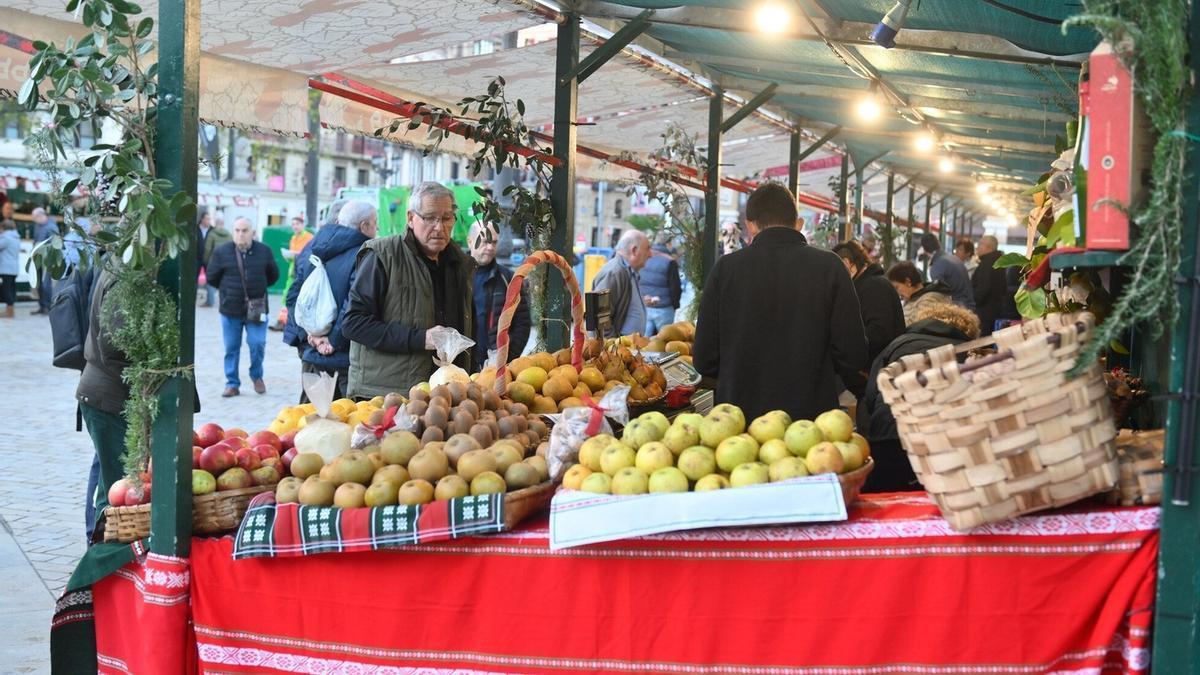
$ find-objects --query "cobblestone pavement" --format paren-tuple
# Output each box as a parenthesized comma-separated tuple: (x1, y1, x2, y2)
(0, 295, 300, 672)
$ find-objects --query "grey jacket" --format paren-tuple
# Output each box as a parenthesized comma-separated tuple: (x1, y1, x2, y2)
(591, 255, 645, 337)
(0, 229, 19, 276)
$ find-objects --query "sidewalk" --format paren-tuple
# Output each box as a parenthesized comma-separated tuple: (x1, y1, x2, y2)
(0, 296, 299, 670)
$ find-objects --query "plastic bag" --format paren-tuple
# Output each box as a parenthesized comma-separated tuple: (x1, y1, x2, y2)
(293, 371, 352, 461)
(428, 326, 475, 387)
(350, 404, 420, 450)
(294, 255, 338, 337)
(547, 385, 631, 482)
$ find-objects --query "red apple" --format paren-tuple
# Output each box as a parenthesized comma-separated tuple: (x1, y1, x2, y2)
(247, 431, 281, 452)
(281, 447, 298, 473)
(260, 457, 283, 476)
(253, 444, 280, 462)
(199, 444, 235, 474)
(235, 447, 262, 471)
(108, 478, 132, 507)
(229, 437, 251, 451)
(225, 428, 249, 440)
(216, 467, 253, 491)
(250, 465, 281, 487)
(125, 483, 150, 506)
(193, 430, 201, 447)
(279, 430, 298, 451)
(192, 446, 203, 469)
(195, 423, 225, 448)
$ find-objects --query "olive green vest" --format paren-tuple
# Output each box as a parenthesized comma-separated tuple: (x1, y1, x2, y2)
(346, 234, 474, 399)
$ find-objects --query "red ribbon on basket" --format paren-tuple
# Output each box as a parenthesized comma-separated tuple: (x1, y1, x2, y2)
(580, 394, 609, 437)
(364, 405, 399, 439)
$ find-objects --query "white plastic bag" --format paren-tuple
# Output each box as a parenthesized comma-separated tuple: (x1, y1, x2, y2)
(294, 371, 353, 461)
(547, 385, 631, 482)
(428, 326, 475, 387)
(295, 255, 337, 337)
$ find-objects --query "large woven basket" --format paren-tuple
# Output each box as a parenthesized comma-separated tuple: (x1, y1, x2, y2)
(877, 312, 1118, 531)
(103, 486, 272, 543)
(1108, 429, 1163, 506)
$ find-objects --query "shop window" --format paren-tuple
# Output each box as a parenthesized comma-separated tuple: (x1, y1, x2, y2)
(357, 168, 369, 186)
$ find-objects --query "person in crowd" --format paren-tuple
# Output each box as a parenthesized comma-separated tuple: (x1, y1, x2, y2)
(592, 229, 651, 338)
(206, 217, 280, 397)
(343, 181, 474, 398)
(954, 238, 979, 274)
(31, 207, 59, 315)
(0, 219, 18, 318)
(283, 200, 347, 354)
(469, 220, 530, 368)
(693, 183, 868, 421)
(719, 221, 743, 256)
(199, 213, 231, 308)
(971, 235, 1019, 335)
(886, 261, 953, 325)
(641, 233, 682, 336)
(832, 240, 905, 363)
(920, 233, 974, 311)
(857, 302, 980, 492)
(273, 216, 315, 331)
(284, 201, 376, 401)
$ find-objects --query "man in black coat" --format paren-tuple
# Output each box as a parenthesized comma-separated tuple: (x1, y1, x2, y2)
(971, 235, 1019, 335)
(692, 183, 868, 422)
(206, 217, 280, 397)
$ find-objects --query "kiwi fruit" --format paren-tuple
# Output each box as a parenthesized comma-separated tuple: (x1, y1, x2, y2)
(445, 434, 483, 467)
(481, 389, 502, 412)
(524, 430, 541, 447)
(496, 416, 520, 439)
(525, 456, 550, 482)
(430, 384, 452, 407)
(457, 449, 499, 482)
(529, 418, 549, 439)
(510, 402, 530, 417)
(408, 386, 430, 403)
(470, 471, 507, 496)
(447, 381, 467, 406)
(384, 392, 405, 410)
(466, 383, 484, 407)
(469, 423, 494, 448)
(504, 462, 540, 490)
(495, 408, 510, 419)
(421, 426, 445, 446)
(406, 399, 429, 418)
(407, 446, 450, 482)
(422, 405, 449, 431)
(457, 399, 480, 419)
(367, 409, 386, 426)
(484, 418, 500, 439)
(490, 444, 523, 474)
(434, 475, 470, 501)
(398, 479, 435, 505)
(512, 414, 529, 433)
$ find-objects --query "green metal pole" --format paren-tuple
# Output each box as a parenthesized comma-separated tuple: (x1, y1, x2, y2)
(547, 13, 579, 352)
(306, 89, 321, 227)
(924, 190, 933, 238)
(883, 172, 894, 267)
(787, 131, 801, 200)
(852, 165, 864, 241)
(1152, 0, 1200, 666)
(905, 186, 916, 260)
(938, 198, 946, 249)
(701, 86, 722, 280)
(150, 0, 199, 556)
(838, 154, 849, 226)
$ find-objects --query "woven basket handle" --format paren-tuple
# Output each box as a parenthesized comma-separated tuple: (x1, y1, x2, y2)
(493, 250, 585, 397)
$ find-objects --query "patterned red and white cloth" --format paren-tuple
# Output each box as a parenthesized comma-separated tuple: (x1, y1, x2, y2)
(191, 493, 1158, 674)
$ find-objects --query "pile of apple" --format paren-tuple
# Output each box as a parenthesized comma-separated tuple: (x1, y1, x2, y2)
(561, 404, 870, 495)
(190, 423, 293, 496)
(275, 430, 550, 508)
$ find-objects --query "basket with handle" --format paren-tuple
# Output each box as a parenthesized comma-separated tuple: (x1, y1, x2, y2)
(492, 250, 586, 397)
(103, 485, 272, 543)
(876, 312, 1118, 531)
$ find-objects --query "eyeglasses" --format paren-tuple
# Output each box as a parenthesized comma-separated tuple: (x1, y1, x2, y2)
(416, 213, 457, 226)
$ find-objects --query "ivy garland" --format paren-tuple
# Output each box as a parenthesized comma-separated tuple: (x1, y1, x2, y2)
(1064, 1, 1189, 370)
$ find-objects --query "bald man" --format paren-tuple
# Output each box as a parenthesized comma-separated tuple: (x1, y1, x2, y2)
(971, 235, 1018, 335)
(206, 217, 280, 396)
(592, 229, 651, 337)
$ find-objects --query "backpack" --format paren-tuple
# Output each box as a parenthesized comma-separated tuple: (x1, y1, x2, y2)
(49, 265, 96, 371)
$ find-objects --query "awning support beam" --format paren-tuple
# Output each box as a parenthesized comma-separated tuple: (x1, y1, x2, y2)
(702, 86, 724, 280)
(721, 83, 778, 133)
(547, 13, 581, 351)
(787, 131, 801, 198)
(796, 125, 842, 163)
(561, 8, 655, 85)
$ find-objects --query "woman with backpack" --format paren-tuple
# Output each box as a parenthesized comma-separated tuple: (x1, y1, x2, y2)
(0, 219, 19, 318)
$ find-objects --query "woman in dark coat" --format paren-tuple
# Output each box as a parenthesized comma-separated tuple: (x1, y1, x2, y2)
(833, 240, 905, 396)
(857, 302, 981, 492)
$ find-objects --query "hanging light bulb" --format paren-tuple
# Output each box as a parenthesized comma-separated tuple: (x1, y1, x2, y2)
(754, 3, 790, 34)
(913, 132, 935, 153)
(855, 94, 882, 122)
(975, 182, 990, 194)
(938, 157, 954, 173)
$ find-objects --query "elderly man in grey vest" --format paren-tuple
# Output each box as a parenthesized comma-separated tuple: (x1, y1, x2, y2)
(342, 182, 474, 398)
(592, 229, 651, 338)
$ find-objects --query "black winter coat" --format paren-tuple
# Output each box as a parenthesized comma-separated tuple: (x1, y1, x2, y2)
(972, 250, 1019, 335)
(692, 226, 868, 423)
(206, 241, 280, 320)
(853, 263, 906, 363)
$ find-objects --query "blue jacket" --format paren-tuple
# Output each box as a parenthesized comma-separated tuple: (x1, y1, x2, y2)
(639, 246, 682, 310)
(283, 224, 369, 370)
(0, 229, 18, 276)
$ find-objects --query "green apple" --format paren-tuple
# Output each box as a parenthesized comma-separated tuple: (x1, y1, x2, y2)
(611, 467, 649, 495)
(635, 442, 675, 475)
(715, 435, 759, 473)
(784, 420, 825, 458)
(694, 474, 731, 491)
(600, 442, 637, 476)
(768, 456, 810, 482)
(730, 461, 770, 487)
(672, 412, 704, 430)
(662, 423, 700, 456)
(700, 412, 743, 448)
(580, 472, 612, 494)
(192, 469, 216, 495)
(835, 441, 865, 472)
(638, 411, 670, 437)
(709, 403, 746, 431)
(622, 419, 665, 449)
(815, 409, 854, 443)
(648, 466, 689, 493)
(579, 433, 615, 472)
(804, 442, 846, 475)
(748, 414, 788, 444)
(850, 432, 872, 462)
(677, 446, 717, 481)
(758, 439, 792, 465)
(766, 410, 793, 427)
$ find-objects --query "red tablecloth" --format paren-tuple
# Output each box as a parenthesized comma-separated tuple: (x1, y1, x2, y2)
(190, 494, 1159, 674)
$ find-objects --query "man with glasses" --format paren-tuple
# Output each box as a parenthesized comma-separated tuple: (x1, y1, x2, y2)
(343, 182, 474, 398)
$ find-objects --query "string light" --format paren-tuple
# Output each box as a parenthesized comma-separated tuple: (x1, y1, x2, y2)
(754, 3, 790, 34)
(938, 157, 954, 173)
(975, 183, 990, 194)
(913, 132, 935, 153)
(855, 94, 882, 122)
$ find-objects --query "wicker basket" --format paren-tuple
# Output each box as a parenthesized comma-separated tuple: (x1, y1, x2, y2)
(103, 486, 272, 543)
(1108, 429, 1164, 506)
(877, 312, 1118, 531)
(839, 457, 874, 506)
(503, 481, 556, 529)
